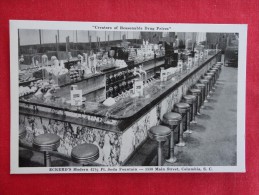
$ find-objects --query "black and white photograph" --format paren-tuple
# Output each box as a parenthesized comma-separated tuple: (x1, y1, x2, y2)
(10, 21, 247, 173)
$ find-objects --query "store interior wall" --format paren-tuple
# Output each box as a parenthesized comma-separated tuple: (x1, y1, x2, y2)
(19, 30, 141, 46)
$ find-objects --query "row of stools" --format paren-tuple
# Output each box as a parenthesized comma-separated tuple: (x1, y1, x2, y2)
(19, 129, 99, 167)
(148, 62, 223, 166)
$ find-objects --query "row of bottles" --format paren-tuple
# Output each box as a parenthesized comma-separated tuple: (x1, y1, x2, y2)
(106, 69, 136, 86)
(106, 80, 134, 98)
(106, 75, 158, 99)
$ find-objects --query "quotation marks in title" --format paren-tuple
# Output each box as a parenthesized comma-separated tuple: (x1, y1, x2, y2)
(92, 26, 172, 31)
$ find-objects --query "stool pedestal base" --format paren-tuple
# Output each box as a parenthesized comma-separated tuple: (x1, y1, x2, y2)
(44, 151, 51, 167)
(176, 142, 186, 147)
(157, 141, 163, 166)
(166, 157, 177, 163)
(191, 120, 197, 124)
(167, 130, 177, 164)
(184, 130, 193, 134)
(176, 121, 186, 147)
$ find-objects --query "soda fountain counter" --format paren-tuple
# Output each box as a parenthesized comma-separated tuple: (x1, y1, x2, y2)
(19, 50, 221, 166)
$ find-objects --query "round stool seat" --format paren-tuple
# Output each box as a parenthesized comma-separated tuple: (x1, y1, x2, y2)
(149, 125, 171, 142)
(163, 112, 182, 126)
(211, 69, 219, 74)
(33, 133, 60, 151)
(19, 128, 26, 140)
(206, 72, 214, 76)
(175, 102, 190, 113)
(189, 88, 201, 95)
(195, 83, 206, 88)
(209, 69, 217, 73)
(214, 65, 221, 70)
(175, 102, 190, 108)
(71, 143, 99, 163)
(183, 95, 196, 104)
(200, 79, 209, 84)
(204, 75, 212, 80)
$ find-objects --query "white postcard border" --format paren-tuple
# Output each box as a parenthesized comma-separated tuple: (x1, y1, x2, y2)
(10, 20, 247, 174)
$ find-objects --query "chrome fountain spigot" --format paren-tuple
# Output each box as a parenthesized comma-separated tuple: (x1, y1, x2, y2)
(133, 67, 142, 80)
(138, 65, 147, 84)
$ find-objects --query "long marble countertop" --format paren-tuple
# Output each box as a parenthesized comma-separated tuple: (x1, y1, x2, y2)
(20, 51, 221, 124)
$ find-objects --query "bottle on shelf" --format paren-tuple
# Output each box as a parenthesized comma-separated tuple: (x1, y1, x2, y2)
(117, 72, 122, 81)
(107, 87, 113, 98)
(110, 74, 115, 83)
(121, 81, 126, 92)
(114, 73, 118, 82)
(129, 80, 134, 89)
(111, 86, 115, 98)
(114, 85, 119, 97)
(127, 69, 131, 77)
(106, 75, 111, 85)
(120, 71, 124, 80)
(126, 81, 130, 90)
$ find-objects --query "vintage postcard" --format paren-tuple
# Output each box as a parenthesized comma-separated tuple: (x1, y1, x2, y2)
(10, 21, 247, 173)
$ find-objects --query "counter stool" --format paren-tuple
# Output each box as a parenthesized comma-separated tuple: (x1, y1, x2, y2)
(215, 63, 222, 68)
(216, 62, 223, 69)
(199, 79, 210, 102)
(195, 83, 206, 108)
(183, 95, 197, 124)
(211, 67, 220, 80)
(203, 75, 213, 96)
(215, 62, 223, 68)
(189, 88, 202, 115)
(163, 112, 185, 163)
(174, 103, 192, 134)
(205, 72, 216, 90)
(148, 125, 171, 166)
(215, 64, 221, 70)
(71, 143, 99, 165)
(19, 128, 27, 140)
(33, 133, 61, 167)
(212, 64, 220, 70)
(215, 63, 223, 68)
(215, 64, 222, 75)
(214, 65, 221, 76)
(208, 70, 217, 89)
